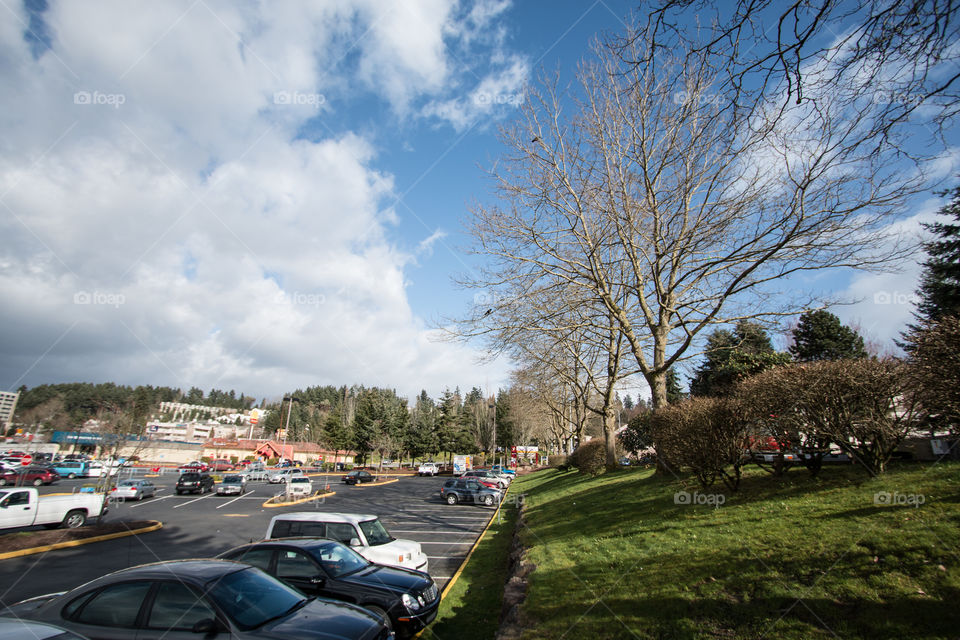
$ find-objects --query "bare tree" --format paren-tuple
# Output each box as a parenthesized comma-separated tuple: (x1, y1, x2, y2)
(458, 25, 925, 410)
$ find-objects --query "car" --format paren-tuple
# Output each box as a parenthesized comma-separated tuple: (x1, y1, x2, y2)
(0, 616, 91, 639)
(286, 476, 313, 497)
(342, 470, 375, 485)
(2, 559, 393, 640)
(0, 466, 60, 487)
(175, 471, 214, 495)
(266, 512, 429, 573)
(417, 462, 438, 477)
(208, 458, 234, 472)
(219, 538, 439, 638)
(110, 479, 156, 501)
(216, 474, 248, 495)
(490, 464, 515, 476)
(461, 470, 510, 489)
(49, 460, 88, 479)
(440, 478, 502, 506)
(178, 461, 209, 473)
(268, 467, 306, 484)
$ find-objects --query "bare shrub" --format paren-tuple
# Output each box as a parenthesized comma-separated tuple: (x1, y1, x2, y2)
(569, 440, 609, 476)
(904, 316, 960, 437)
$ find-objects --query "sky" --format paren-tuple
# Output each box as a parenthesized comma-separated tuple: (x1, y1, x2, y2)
(0, 0, 955, 404)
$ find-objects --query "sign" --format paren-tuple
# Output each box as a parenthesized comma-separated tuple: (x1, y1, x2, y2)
(276, 429, 286, 439)
(21, 454, 31, 466)
(250, 409, 260, 425)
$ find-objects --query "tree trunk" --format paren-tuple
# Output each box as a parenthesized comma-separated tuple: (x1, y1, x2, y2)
(604, 407, 618, 469)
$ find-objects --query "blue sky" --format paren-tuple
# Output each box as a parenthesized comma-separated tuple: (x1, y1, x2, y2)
(0, 0, 955, 404)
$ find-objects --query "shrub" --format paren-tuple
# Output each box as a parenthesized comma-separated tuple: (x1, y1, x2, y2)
(569, 440, 608, 476)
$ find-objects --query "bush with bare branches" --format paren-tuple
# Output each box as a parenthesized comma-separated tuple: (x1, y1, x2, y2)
(903, 316, 960, 437)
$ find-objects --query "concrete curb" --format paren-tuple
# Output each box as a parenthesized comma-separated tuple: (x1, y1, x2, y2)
(261, 491, 335, 508)
(0, 521, 163, 560)
(353, 478, 399, 487)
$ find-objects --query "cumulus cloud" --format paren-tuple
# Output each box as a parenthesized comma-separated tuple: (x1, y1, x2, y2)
(0, 0, 516, 400)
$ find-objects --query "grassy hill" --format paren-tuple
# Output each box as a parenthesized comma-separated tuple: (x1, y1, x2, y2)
(498, 461, 960, 639)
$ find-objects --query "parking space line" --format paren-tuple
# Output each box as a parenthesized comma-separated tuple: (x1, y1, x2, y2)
(418, 541, 475, 546)
(215, 491, 256, 509)
(173, 494, 216, 508)
(128, 495, 172, 508)
(388, 530, 480, 535)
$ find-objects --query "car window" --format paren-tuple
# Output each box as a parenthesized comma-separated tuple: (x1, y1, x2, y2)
(72, 581, 151, 627)
(276, 550, 318, 579)
(229, 547, 274, 572)
(358, 519, 392, 546)
(4, 491, 29, 507)
(147, 582, 216, 630)
(205, 568, 304, 631)
(466, 481, 480, 491)
(314, 542, 370, 578)
(324, 522, 356, 543)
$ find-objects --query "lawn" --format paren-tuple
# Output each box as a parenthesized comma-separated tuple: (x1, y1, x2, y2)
(508, 461, 960, 639)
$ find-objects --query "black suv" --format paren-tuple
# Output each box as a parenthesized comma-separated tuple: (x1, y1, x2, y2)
(175, 471, 214, 494)
(218, 538, 440, 639)
(440, 478, 501, 506)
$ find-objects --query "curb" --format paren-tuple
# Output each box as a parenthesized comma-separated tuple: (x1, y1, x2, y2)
(0, 521, 163, 561)
(262, 491, 335, 508)
(353, 479, 399, 487)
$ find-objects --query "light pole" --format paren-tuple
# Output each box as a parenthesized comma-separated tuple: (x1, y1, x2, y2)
(282, 396, 299, 464)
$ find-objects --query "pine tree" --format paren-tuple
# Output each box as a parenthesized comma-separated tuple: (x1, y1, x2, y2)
(914, 185, 960, 324)
(690, 321, 787, 396)
(789, 310, 867, 362)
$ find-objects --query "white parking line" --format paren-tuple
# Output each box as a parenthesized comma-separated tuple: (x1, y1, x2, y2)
(215, 490, 256, 509)
(127, 495, 172, 508)
(418, 541, 475, 546)
(173, 494, 215, 508)
(388, 530, 481, 535)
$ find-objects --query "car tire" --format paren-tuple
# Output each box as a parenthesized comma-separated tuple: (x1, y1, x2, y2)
(176, 490, 182, 495)
(32, 478, 43, 487)
(67, 473, 76, 479)
(137, 493, 143, 501)
(62, 509, 86, 529)
(364, 605, 393, 631)
(0, 478, 6, 487)
(483, 494, 494, 506)
(446, 493, 458, 505)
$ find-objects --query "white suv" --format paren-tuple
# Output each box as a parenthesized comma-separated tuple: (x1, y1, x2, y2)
(266, 512, 429, 573)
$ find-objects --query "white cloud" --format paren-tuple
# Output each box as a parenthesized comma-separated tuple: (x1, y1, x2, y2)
(0, 1, 515, 401)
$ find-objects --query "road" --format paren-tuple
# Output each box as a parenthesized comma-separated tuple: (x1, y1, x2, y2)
(0, 470, 501, 607)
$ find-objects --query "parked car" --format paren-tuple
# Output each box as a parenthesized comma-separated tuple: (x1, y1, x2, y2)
(0, 466, 60, 487)
(490, 464, 515, 476)
(50, 460, 87, 479)
(461, 470, 510, 489)
(110, 479, 156, 501)
(177, 461, 209, 473)
(175, 471, 214, 495)
(1, 559, 393, 640)
(84, 461, 122, 478)
(266, 512, 429, 573)
(208, 458, 235, 471)
(219, 538, 439, 638)
(243, 465, 271, 482)
(0, 617, 90, 639)
(0, 487, 106, 530)
(268, 467, 306, 484)
(217, 474, 248, 495)
(286, 476, 313, 497)
(417, 462, 438, 477)
(342, 470, 375, 485)
(441, 478, 502, 506)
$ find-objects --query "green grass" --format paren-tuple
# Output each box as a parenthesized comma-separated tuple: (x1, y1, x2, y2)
(422, 500, 519, 640)
(509, 462, 960, 639)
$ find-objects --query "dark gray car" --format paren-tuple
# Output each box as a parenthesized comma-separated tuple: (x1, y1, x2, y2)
(2, 559, 394, 640)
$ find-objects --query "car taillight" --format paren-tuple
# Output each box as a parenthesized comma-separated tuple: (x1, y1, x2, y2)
(399, 555, 404, 563)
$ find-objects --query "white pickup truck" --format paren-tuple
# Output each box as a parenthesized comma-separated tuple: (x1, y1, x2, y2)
(0, 487, 106, 530)
(418, 462, 439, 477)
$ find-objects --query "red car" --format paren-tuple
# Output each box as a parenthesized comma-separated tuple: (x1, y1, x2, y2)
(207, 459, 234, 472)
(177, 461, 209, 473)
(0, 466, 60, 487)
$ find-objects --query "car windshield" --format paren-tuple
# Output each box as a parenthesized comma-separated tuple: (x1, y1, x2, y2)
(290, 478, 309, 483)
(180, 473, 200, 481)
(223, 475, 243, 483)
(119, 481, 137, 487)
(359, 519, 393, 546)
(312, 541, 371, 578)
(205, 567, 307, 630)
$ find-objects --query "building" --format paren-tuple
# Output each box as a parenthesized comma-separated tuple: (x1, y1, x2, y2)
(0, 391, 19, 430)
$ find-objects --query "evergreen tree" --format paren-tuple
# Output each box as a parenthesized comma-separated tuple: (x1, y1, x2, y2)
(690, 321, 788, 396)
(913, 185, 960, 324)
(790, 310, 868, 362)
(623, 394, 634, 410)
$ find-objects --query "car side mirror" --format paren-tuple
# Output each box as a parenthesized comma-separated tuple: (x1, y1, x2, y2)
(191, 618, 220, 636)
(349, 537, 361, 547)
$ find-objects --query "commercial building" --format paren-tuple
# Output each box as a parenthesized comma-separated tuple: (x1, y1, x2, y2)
(0, 391, 19, 430)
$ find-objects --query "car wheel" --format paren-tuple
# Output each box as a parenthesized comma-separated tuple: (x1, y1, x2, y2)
(32, 478, 43, 487)
(137, 493, 143, 501)
(483, 494, 494, 506)
(0, 478, 7, 487)
(67, 473, 76, 479)
(446, 493, 458, 505)
(176, 490, 182, 495)
(364, 605, 393, 632)
(62, 510, 86, 529)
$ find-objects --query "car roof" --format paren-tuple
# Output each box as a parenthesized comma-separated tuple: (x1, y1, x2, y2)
(0, 617, 89, 640)
(270, 512, 376, 525)
(232, 538, 340, 551)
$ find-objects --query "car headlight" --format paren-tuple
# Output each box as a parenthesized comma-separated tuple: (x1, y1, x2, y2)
(401, 592, 421, 612)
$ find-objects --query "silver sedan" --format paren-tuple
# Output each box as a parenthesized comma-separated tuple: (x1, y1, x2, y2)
(111, 479, 157, 501)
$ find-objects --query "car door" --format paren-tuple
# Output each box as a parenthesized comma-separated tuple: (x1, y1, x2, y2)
(61, 580, 152, 640)
(0, 490, 38, 527)
(464, 480, 484, 503)
(137, 581, 223, 640)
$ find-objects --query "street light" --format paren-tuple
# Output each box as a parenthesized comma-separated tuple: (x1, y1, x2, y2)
(282, 396, 299, 463)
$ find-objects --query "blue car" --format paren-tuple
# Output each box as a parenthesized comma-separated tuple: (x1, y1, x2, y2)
(50, 461, 87, 479)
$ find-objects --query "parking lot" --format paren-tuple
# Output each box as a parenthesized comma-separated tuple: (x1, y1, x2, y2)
(0, 470, 502, 606)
